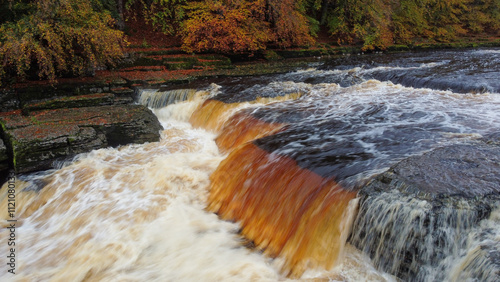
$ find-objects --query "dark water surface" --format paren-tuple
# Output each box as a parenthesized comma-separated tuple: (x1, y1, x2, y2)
(193, 48, 500, 187)
(3, 48, 500, 281)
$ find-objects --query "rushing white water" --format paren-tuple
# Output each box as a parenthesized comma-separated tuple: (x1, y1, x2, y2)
(350, 190, 495, 281)
(448, 205, 500, 281)
(2, 49, 500, 280)
(0, 94, 394, 281)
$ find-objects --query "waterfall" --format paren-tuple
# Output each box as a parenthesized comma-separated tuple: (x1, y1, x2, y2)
(349, 190, 495, 281)
(2, 49, 500, 281)
(137, 88, 201, 108)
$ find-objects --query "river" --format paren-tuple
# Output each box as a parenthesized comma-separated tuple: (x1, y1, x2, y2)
(1, 48, 499, 281)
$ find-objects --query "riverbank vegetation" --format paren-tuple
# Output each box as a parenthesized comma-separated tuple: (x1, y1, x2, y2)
(1, 0, 499, 85)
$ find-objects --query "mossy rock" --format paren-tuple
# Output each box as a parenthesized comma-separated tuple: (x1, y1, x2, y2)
(110, 87, 135, 97)
(164, 61, 195, 70)
(17, 81, 110, 105)
(0, 104, 162, 173)
(275, 49, 328, 59)
(0, 138, 8, 171)
(24, 93, 115, 112)
(197, 55, 231, 63)
(477, 40, 500, 47)
(263, 50, 283, 61)
(163, 56, 199, 63)
(137, 49, 185, 56)
(196, 60, 234, 68)
(0, 89, 19, 112)
(387, 45, 410, 52)
(133, 56, 165, 66)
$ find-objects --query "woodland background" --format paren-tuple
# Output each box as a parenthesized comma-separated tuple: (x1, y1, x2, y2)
(1, 0, 499, 84)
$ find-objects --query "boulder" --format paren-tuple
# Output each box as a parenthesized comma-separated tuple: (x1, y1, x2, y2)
(0, 138, 8, 171)
(349, 142, 500, 281)
(0, 105, 162, 173)
(0, 88, 19, 112)
(23, 93, 116, 112)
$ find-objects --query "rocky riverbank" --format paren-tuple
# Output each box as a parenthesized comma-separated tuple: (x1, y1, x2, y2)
(0, 79, 162, 176)
(1, 38, 499, 181)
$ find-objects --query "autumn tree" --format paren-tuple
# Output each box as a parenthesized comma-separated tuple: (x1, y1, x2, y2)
(181, 0, 315, 53)
(262, 0, 316, 48)
(125, 0, 188, 35)
(392, 0, 433, 44)
(320, 0, 393, 50)
(463, 0, 500, 35)
(181, 1, 271, 53)
(426, 0, 468, 41)
(0, 0, 124, 85)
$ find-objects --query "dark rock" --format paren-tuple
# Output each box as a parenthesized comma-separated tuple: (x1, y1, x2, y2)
(0, 138, 8, 171)
(483, 132, 500, 145)
(379, 144, 500, 198)
(7, 124, 87, 172)
(0, 105, 162, 173)
(0, 88, 19, 112)
(113, 96, 135, 105)
(24, 93, 115, 112)
(111, 87, 135, 97)
(16, 81, 110, 105)
(350, 143, 500, 281)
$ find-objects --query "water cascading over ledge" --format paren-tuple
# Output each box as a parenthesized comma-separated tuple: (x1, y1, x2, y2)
(188, 92, 361, 277)
(208, 142, 358, 277)
(350, 143, 500, 281)
(137, 89, 200, 109)
(135, 76, 500, 279)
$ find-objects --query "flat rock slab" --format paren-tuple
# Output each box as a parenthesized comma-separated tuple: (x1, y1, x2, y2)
(350, 142, 500, 281)
(0, 105, 162, 173)
(371, 143, 500, 199)
(0, 138, 7, 171)
(24, 93, 115, 112)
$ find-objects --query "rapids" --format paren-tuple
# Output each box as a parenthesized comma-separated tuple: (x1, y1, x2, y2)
(1, 48, 500, 281)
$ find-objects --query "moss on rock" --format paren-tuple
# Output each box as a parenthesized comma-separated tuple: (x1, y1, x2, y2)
(0, 105, 162, 173)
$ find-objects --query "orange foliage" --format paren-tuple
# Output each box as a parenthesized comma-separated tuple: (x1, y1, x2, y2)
(262, 0, 315, 48)
(0, 0, 124, 85)
(181, 0, 314, 53)
(181, 1, 271, 53)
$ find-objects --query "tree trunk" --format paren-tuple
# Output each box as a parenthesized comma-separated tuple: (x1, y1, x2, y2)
(320, 0, 331, 25)
(117, 0, 125, 30)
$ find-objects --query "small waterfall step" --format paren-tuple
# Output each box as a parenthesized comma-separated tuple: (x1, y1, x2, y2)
(350, 140, 500, 281)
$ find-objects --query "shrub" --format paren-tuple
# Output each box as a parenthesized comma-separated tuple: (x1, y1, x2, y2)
(0, 0, 124, 85)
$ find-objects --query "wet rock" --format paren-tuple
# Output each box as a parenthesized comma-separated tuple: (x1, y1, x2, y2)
(0, 138, 8, 171)
(380, 144, 500, 198)
(350, 143, 500, 281)
(23, 93, 116, 112)
(0, 89, 19, 112)
(111, 86, 135, 98)
(0, 105, 162, 173)
(16, 81, 108, 105)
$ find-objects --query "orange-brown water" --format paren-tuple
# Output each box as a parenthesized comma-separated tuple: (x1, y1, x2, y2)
(215, 112, 287, 152)
(189, 93, 301, 133)
(208, 143, 358, 277)
(187, 93, 360, 277)
(0, 93, 392, 281)
(12, 69, 500, 280)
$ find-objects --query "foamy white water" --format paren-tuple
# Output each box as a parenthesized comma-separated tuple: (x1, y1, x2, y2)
(0, 101, 282, 281)
(0, 95, 394, 281)
(6, 74, 500, 281)
(3, 48, 498, 281)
